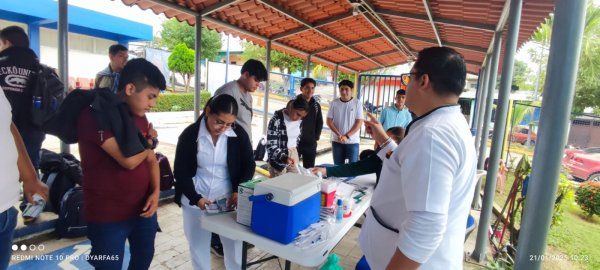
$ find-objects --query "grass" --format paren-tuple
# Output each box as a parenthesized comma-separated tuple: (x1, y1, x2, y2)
(483, 169, 600, 269)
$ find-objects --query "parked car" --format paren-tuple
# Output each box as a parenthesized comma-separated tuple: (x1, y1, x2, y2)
(510, 126, 537, 145)
(562, 147, 600, 182)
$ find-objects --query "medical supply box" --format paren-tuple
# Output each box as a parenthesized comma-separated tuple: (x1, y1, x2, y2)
(237, 177, 268, 226)
(249, 174, 321, 244)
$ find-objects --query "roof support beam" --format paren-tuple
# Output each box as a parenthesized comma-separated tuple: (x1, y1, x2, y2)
(356, 0, 415, 59)
(339, 50, 397, 65)
(202, 16, 357, 73)
(271, 12, 354, 40)
(257, 0, 384, 67)
(375, 8, 496, 32)
(422, 0, 442, 46)
(397, 33, 488, 53)
(201, 0, 242, 16)
(311, 34, 383, 55)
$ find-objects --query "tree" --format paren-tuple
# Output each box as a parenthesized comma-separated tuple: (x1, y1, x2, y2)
(158, 18, 222, 61)
(240, 42, 305, 74)
(530, 2, 600, 113)
(168, 43, 195, 92)
(512, 59, 533, 91)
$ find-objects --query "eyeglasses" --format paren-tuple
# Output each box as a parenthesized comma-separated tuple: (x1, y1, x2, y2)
(214, 119, 236, 130)
(400, 72, 422, 86)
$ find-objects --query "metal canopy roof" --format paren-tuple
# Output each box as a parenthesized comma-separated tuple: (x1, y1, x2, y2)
(121, 0, 555, 74)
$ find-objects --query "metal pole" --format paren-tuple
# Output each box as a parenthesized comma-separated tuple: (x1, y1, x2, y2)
(194, 16, 202, 120)
(515, 1, 586, 268)
(470, 30, 503, 262)
(262, 40, 272, 135)
(58, 0, 69, 154)
(225, 34, 230, 82)
(472, 61, 490, 210)
(471, 69, 483, 130)
(333, 65, 339, 99)
(474, 62, 490, 152)
(305, 54, 312, 78)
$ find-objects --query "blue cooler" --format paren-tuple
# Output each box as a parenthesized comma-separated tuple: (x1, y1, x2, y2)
(249, 174, 321, 244)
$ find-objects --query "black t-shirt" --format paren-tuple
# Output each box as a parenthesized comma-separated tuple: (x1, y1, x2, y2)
(0, 47, 39, 131)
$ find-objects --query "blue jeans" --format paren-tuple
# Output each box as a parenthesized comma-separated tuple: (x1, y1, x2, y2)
(332, 142, 359, 165)
(0, 207, 18, 269)
(20, 129, 45, 169)
(87, 214, 158, 270)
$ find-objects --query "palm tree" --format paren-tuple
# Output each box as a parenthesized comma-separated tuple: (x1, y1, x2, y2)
(530, 1, 600, 112)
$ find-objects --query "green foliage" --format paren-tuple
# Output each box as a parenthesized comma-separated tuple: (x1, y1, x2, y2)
(158, 19, 222, 61)
(168, 43, 195, 92)
(240, 42, 305, 74)
(152, 92, 211, 112)
(530, 2, 600, 113)
(512, 60, 533, 91)
(336, 71, 354, 82)
(552, 170, 575, 226)
(575, 182, 600, 219)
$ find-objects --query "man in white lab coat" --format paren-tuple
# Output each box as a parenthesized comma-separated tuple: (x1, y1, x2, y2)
(359, 46, 477, 270)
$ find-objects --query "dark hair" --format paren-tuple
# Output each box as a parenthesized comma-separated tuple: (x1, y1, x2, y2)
(359, 149, 375, 160)
(396, 89, 406, 96)
(118, 58, 166, 92)
(0, 26, 29, 48)
(289, 97, 310, 111)
(386, 127, 405, 144)
(205, 94, 238, 116)
(301, 78, 316, 88)
(338, 80, 354, 89)
(241, 59, 268, 81)
(413, 47, 466, 97)
(109, 44, 128, 55)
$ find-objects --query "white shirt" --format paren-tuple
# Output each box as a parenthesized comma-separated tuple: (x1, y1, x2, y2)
(192, 118, 237, 201)
(283, 111, 301, 148)
(327, 97, 364, 144)
(0, 87, 20, 212)
(359, 106, 477, 270)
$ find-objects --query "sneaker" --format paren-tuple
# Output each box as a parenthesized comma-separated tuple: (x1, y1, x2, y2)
(211, 244, 224, 258)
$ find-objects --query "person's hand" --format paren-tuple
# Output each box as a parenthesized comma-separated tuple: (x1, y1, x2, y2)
(196, 198, 211, 210)
(338, 135, 348, 143)
(364, 113, 388, 145)
(140, 190, 159, 217)
(287, 157, 295, 165)
(147, 123, 158, 138)
(23, 180, 49, 205)
(310, 167, 327, 177)
(227, 193, 238, 210)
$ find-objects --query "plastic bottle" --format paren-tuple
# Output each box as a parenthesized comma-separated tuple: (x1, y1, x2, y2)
(32, 96, 42, 109)
(335, 199, 343, 223)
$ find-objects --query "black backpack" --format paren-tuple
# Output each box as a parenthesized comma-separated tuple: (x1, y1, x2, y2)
(30, 64, 65, 132)
(156, 152, 175, 191)
(56, 186, 87, 238)
(39, 149, 82, 214)
(253, 137, 267, 161)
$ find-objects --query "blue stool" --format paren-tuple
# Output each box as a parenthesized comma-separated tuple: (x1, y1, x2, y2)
(465, 214, 476, 242)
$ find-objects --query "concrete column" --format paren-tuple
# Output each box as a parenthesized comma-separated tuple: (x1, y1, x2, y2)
(262, 40, 272, 135)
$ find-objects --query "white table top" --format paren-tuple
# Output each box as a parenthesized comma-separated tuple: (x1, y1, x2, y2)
(199, 174, 376, 267)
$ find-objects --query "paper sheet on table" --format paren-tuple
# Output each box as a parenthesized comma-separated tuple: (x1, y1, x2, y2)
(336, 182, 356, 198)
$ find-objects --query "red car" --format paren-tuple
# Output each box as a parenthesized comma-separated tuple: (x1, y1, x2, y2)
(562, 147, 600, 182)
(510, 126, 537, 145)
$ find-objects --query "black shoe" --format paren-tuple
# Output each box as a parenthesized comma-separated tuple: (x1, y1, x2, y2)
(211, 244, 224, 258)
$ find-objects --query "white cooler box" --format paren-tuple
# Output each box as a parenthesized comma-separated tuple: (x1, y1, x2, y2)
(249, 174, 321, 244)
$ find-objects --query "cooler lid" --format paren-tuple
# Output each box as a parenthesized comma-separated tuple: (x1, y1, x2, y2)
(254, 174, 321, 206)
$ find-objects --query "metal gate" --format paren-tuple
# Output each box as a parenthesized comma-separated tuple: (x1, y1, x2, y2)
(357, 74, 404, 138)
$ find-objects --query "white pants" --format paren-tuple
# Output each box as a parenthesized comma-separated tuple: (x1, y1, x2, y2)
(181, 195, 242, 270)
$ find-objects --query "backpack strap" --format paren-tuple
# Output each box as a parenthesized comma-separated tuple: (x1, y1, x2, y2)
(44, 172, 59, 191)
